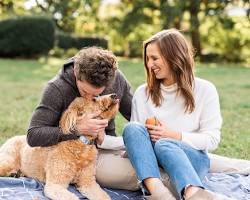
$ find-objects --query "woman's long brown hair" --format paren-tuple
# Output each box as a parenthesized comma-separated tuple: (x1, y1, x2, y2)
(143, 29, 195, 113)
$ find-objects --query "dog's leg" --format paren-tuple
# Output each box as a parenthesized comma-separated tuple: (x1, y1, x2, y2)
(44, 182, 79, 200)
(77, 161, 111, 200)
(0, 154, 18, 176)
(45, 160, 79, 200)
(0, 136, 25, 176)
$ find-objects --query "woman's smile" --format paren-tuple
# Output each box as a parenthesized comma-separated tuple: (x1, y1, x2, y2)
(152, 67, 160, 75)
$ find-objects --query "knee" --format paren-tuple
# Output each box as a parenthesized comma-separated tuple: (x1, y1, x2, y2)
(122, 122, 149, 142)
(154, 139, 180, 156)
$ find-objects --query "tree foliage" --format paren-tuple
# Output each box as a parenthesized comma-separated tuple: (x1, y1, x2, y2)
(31, 0, 82, 32)
(0, 0, 249, 62)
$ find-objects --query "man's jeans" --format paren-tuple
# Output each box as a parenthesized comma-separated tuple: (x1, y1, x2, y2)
(123, 122, 210, 197)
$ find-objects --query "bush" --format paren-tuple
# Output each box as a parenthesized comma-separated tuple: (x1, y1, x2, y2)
(0, 16, 55, 57)
(49, 47, 79, 58)
(56, 32, 108, 50)
(200, 16, 250, 63)
(200, 53, 223, 63)
(56, 32, 75, 50)
(65, 48, 78, 57)
(48, 46, 65, 58)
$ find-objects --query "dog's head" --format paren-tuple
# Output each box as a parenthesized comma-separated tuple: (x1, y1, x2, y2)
(92, 93, 119, 120)
(60, 93, 119, 134)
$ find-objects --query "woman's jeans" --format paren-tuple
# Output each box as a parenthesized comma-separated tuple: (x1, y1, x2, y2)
(123, 122, 210, 198)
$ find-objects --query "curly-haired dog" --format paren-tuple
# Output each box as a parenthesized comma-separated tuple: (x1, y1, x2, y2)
(0, 94, 119, 200)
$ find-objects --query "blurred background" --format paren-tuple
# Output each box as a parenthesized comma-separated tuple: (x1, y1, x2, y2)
(0, 0, 250, 159)
(0, 0, 249, 62)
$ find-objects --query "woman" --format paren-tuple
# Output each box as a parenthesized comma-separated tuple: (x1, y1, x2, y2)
(123, 29, 233, 200)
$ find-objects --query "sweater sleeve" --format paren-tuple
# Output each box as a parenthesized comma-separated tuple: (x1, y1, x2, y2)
(181, 84, 222, 152)
(131, 96, 140, 122)
(27, 83, 77, 147)
(130, 85, 147, 123)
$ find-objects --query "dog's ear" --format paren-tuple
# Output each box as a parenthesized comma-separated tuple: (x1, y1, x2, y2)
(59, 108, 78, 134)
(60, 97, 85, 134)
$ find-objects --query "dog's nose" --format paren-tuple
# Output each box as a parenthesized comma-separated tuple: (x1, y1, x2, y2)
(110, 94, 117, 99)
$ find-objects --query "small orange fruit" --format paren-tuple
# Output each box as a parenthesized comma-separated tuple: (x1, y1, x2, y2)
(145, 116, 161, 126)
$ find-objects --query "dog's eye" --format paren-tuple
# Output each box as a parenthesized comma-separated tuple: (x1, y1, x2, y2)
(92, 97, 97, 102)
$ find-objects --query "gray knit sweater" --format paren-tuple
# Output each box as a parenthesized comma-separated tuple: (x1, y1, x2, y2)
(27, 59, 132, 147)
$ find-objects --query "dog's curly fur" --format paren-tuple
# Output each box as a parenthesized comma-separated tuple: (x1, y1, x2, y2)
(0, 94, 119, 200)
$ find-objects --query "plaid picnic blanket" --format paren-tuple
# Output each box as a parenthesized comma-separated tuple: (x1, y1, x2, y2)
(0, 173, 250, 199)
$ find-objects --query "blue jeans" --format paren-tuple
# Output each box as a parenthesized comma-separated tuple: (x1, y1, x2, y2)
(123, 122, 210, 198)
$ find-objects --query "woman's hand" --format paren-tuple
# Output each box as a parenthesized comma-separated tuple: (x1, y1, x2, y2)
(75, 112, 108, 138)
(96, 131, 105, 145)
(145, 123, 182, 142)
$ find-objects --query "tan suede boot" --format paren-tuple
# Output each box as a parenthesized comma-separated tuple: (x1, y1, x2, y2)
(186, 188, 236, 200)
(144, 181, 176, 200)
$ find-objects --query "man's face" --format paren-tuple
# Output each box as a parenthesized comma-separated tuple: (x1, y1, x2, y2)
(74, 67, 105, 98)
(76, 79, 105, 98)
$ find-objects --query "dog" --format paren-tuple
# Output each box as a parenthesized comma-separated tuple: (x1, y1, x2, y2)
(0, 93, 119, 200)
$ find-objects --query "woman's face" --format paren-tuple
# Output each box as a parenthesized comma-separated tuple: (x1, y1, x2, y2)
(146, 42, 174, 86)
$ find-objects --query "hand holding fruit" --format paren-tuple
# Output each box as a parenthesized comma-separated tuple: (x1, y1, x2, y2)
(145, 116, 182, 142)
(145, 116, 161, 126)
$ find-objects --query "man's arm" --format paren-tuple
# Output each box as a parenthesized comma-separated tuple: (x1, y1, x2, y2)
(27, 83, 77, 147)
(27, 127, 78, 147)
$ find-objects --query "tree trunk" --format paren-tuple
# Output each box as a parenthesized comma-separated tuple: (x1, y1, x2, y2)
(189, 0, 201, 57)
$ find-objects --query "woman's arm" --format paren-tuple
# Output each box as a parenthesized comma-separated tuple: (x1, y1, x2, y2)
(181, 84, 222, 151)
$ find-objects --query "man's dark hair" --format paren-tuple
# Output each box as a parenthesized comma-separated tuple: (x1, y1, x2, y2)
(74, 46, 118, 87)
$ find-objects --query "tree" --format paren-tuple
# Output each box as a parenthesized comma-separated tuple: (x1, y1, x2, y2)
(33, 0, 82, 33)
(114, 0, 242, 57)
(187, 0, 201, 56)
(113, 0, 188, 56)
(0, 0, 26, 19)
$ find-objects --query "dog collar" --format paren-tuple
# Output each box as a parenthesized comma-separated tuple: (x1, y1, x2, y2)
(79, 136, 95, 145)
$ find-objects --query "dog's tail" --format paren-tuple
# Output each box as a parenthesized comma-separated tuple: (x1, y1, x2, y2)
(0, 135, 26, 176)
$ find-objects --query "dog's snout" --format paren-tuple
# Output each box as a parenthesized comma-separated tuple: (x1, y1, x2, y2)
(110, 94, 117, 99)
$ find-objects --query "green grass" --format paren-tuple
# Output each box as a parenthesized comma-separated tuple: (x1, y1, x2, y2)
(0, 57, 249, 160)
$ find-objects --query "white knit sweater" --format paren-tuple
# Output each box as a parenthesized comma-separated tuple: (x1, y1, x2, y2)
(131, 77, 222, 152)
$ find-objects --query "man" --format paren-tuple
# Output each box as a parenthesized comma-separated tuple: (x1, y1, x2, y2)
(27, 46, 138, 190)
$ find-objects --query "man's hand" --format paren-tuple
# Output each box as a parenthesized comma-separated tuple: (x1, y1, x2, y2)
(75, 112, 108, 138)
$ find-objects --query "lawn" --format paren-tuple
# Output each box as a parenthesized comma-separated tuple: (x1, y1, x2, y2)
(0, 57, 249, 160)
